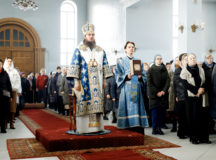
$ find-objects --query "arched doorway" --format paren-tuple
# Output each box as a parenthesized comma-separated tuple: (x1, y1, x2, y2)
(0, 18, 45, 74)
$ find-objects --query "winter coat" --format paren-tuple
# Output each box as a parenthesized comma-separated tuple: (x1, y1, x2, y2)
(174, 67, 187, 101)
(211, 65, 216, 119)
(47, 77, 57, 103)
(57, 74, 63, 95)
(54, 72, 61, 92)
(168, 70, 175, 111)
(202, 62, 215, 107)
(104, 76, 114, 112)
(147, 64, 170, 110)
(180, 65, 208, 107)
(110, 75, 121, 109)
(0, 68, 12, 114)
(0, 68, 13, 98)
(60, 75, 70, 105)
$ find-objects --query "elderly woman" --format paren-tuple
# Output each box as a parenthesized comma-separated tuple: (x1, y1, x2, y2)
(115, 41, 149, 134)
(147, 55, 170, 135)
(202, 54, 216, 134)
(180, 53, 210, 144)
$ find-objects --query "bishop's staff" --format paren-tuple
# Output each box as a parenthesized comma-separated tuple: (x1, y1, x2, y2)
(68, 89, 76, 131)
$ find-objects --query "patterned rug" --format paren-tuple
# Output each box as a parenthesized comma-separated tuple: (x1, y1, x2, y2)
(7, 109, 180, 159)
(7, 135, 179, 160)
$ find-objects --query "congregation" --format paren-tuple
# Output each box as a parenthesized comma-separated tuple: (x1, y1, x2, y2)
(1, 46, 216, 145)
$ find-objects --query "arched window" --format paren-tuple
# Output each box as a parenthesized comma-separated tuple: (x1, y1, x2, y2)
(60, 0, 77, 65)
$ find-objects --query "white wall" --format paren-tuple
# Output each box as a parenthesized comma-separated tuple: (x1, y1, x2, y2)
(88, 0, 126, 66)
(203, 1, 216, 60)
(126, 0, 173, 64)
(0, 0, 87, 73)
(2, 0, 215, 71)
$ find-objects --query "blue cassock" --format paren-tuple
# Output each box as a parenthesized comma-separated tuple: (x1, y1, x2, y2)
(115, 56, 149, 129)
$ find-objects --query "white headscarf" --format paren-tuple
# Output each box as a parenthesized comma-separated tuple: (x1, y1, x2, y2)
(3, 58, 22, 93)
(3, 58, 15, 72)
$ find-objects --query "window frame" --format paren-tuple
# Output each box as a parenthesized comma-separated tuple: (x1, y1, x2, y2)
(60, 0, 77, 66)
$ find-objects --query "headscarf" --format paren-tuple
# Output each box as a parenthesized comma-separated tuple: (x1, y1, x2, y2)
(3, 58, 15, 72)
(154, 54, 162, 65)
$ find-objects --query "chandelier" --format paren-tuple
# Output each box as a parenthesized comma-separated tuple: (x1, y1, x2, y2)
(12, 0, 38, 11)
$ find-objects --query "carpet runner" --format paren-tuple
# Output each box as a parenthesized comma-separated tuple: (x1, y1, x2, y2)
(7, 136, 179, 160)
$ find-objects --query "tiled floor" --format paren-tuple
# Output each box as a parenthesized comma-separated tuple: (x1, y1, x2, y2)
(1, 112, 216, 160)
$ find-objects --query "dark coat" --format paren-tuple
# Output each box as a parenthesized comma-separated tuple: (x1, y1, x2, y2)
(210, 65, 216, 119)
(60, 75, 70, 105)
(202, 62, 215, 98)
(21, 77, 30, 102)
(53, 72, 61, 92)
(110, 75, 121, 109)
(0, 68, 12, 113)
(48, 77, 57, 103)
(174, 67, 187, 101)
(147, 64, 170, 110)
(104, 76, 114, 112)
(21, 77, 29, 95)
(0, 68, 13, 98)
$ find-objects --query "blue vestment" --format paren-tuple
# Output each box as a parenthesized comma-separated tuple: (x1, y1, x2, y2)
(115, 56, 149, 129)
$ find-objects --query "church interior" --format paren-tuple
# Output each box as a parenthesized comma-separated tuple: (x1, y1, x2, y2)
(1, 0, 216, 160)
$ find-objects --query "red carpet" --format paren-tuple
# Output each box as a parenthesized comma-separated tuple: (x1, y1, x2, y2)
(80, 150, 151, 160)
(36, 126, 144, 151)
(11, 109, 180, 159)
(20, 109, 69, 133)
(20, 109, 144, 151)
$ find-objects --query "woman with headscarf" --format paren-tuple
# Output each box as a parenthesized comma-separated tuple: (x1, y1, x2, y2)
(147, 55, 170, 135)
(202, 54, 216, 134)
(115, 41, 149, 134)
(3, 57, 22, 129)
(180, 53, 210, 144)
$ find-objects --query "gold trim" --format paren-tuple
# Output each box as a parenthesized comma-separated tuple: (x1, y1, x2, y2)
(79, 44, 88, 51)
(89, 122, 101, 127)
(96, 45, 102, 52)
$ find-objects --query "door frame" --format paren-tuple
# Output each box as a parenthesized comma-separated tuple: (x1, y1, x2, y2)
(0, 17, 45, 73)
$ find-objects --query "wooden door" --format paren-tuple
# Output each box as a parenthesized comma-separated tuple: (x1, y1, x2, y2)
(0, 50, 11, 61)
(0, 24, 35, 74)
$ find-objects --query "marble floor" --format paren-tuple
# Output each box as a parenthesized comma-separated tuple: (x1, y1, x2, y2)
(1, 112, 216, 160)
